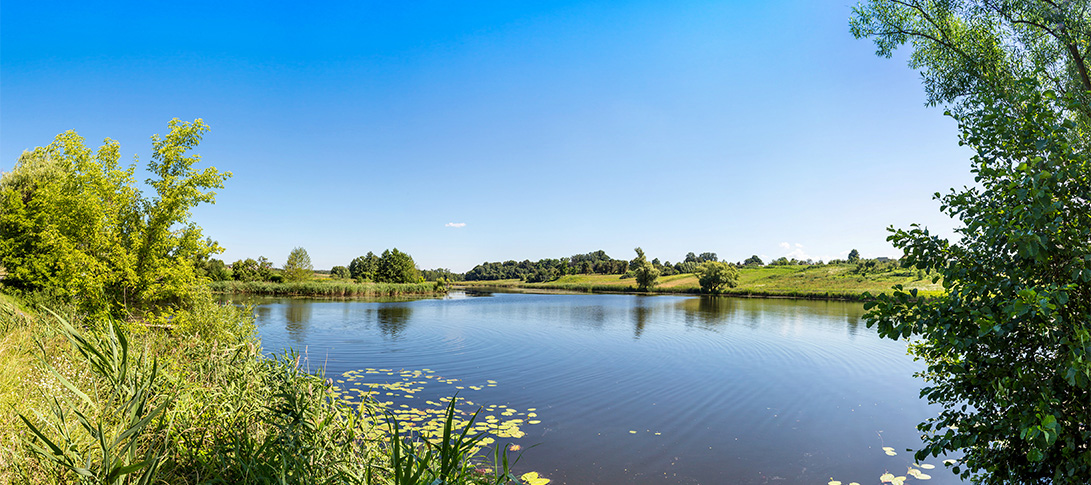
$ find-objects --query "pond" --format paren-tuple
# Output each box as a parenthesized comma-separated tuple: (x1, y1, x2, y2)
(245, 291, 960, 485)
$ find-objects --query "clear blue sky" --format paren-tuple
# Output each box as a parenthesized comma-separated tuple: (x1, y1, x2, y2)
(1, 0, 974, 272)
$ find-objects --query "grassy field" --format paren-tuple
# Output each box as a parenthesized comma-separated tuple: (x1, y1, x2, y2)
(457, 264, 943, 300)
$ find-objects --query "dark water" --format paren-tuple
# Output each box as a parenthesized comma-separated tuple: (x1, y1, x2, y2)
(245, 291, 959, 485)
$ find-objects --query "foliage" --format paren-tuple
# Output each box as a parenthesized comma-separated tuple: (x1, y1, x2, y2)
(378, 248, 421, 284)
(464, 250, 628, 282)
(631, 248, 660, 291)
(847, 249, 861, 264)
(210, 279, 442, 297)
(695, 261, 739, 294)
(0, 119, 229, 319)
(330, 265, 350, 279)
(743, 255, 764, 266)
(20, 311, 173, 484)
(420, 267, 465, 282)
(863, 85, 1091, 484)
(850, 0, 1091, 136)
(282, 246, 313, 282)
(195, 255, 231, 281)
(350, 252, 380, 281)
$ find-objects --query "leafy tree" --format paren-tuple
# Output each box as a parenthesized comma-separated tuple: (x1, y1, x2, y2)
(698, 252, 718, 263)
(696, 261, 739, 294)
(850, 0, 1091, 135)
(684, 252, 698, 263)
(847, 249, 861, 263)
(864, 85, 1091, 483)
(329, 265, 350, 279)
(0, 119, 229, 318)
(196, 256, 231, 281)
(378, 248, 419, 284)
(282, 247, 313, 282)
(631, 247, 659, 291)
(349, 252, 379, 281)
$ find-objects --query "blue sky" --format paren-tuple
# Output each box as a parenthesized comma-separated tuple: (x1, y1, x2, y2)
(1, 0, 974, 272)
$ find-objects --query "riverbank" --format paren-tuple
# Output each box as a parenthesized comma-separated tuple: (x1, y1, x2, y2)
(210, 279, 446, 297)
(0, 291, 534, 484)
(456, 264, 943, 300)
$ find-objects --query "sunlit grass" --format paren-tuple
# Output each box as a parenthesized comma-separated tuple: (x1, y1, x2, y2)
(458, 264, 943, 300)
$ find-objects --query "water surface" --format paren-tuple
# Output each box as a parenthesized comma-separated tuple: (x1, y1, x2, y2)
(247, 291, 958, 485)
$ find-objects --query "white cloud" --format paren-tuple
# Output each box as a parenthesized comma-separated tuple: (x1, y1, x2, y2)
(445, 222, 466, 228)
(780, 242, 812, 261)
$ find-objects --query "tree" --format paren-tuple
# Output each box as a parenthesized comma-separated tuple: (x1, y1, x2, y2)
(378, 248, 419, 284)
(696, 261, 739, 294)
(864, 85, 1091, 484)
(349, 252, 379, 281)
(850, 0, 1091, 138)
(282, 247, 313, 282)
(330, 265, 350, 279)
(631, 247, 659, 291)
(0, 119, 229, 318)
(737, 255, 763, 267)
(847, 249, 861, 263)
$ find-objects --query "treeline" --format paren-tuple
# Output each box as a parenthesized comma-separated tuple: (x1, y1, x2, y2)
(464, 250, 629, 282)
(464, 250, 731, 283)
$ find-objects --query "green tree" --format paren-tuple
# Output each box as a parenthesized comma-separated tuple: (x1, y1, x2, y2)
(329, 265, 350, 279)
(850, 0, 1091, 137)
(631, 247, 659, 291)
(847, 249, 861, 263)
(864, 85, 1091, 483)
(0, 119, 229, 318)
(378, 248, 419, 284)
(282, 247, 313, 282)
(349, 251, 380, 281)
(743, 255, 764, 266)
(696, 261, 739, 294)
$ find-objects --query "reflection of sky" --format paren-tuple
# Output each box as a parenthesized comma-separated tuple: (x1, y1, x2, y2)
(248, 292, 955, 485)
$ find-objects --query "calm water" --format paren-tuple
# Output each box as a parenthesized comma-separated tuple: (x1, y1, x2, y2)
(246, 291, 959, 485)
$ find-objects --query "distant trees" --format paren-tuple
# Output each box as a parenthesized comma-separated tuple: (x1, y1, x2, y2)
(743, 255, 763, 266)
(231, 257, 274, 282)
(847, 249, 861, 264)
(419, 268, 463, 282)
(329, 265, 350, 279)
(282, 247, 313, 282)
(696, 261, 738, 294)
(464, 250, 627, 282)
(196, 256, 232, 281)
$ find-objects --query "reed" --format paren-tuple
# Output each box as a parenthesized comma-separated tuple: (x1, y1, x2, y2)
(210, 280, 444, 298)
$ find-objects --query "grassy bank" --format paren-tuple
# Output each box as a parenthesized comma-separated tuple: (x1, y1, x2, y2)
(0, 292, 539, 484)
(210, 279, 446, 298)
(457, 264, 943, 300)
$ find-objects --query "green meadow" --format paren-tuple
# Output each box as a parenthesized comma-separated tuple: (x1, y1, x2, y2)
(458, 264, 943, 300)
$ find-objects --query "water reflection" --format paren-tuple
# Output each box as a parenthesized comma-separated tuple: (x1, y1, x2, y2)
(376, 304, 413, 339)
(632, 302, 651, 339)
(284, 300, 313, 344)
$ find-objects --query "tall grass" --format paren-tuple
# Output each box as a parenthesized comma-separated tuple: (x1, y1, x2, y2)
(0, 292, 537, 484)
(210, 280, 444, 298)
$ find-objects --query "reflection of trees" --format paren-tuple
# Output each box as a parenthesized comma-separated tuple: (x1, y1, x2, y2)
(284, 300, 313, 344)
(681, 296, 738, 329)
(632, 303, 650, 339)
(377, 304, 413, 339)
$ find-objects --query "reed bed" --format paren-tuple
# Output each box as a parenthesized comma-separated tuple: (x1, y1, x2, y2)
(210, 280, 443, 298)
